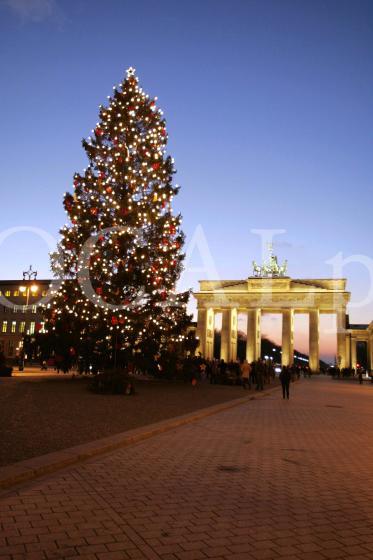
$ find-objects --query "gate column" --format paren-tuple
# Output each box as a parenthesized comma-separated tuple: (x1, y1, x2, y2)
(282, 309, 294, 366)
(229, 308, 238, 361)
(309, 309, 320, 372)
(196, 307, 214, 359)
(336, 308, 347, 369)
(246, 308, 261, 363)
(220, 309, 230, 361)
(351, 337, 357, 370)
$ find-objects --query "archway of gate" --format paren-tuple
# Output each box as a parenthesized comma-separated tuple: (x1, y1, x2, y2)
(210, 310, 338, 369)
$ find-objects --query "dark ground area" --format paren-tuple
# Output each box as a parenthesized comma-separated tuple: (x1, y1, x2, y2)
(0, 375, 254, 467)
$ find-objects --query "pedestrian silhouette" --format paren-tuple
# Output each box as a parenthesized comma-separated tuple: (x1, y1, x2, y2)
(279, 366, 291, 399)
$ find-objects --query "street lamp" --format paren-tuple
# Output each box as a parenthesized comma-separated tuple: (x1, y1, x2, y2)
(19, 283, 38, 307)
(19, 265, 39, 308)
(19, 266, 39, 370)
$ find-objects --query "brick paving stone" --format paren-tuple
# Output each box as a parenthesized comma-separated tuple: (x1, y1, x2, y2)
(321, 550, 344, 559)
(224, 554, 257, 560)
(273, 545, 299, 556)
(176, 552, 207, 560)
(2, 379, 373, 559)
(97, 552, 128, 560)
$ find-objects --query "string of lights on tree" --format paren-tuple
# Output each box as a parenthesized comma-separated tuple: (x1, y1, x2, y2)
(44, 67, 191, 356)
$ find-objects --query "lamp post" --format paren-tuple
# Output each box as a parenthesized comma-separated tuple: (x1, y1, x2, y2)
(19, 266, 39, 370)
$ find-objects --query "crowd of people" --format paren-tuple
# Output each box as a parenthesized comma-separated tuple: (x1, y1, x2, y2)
(178, 355, 323, 399)
(330, 366, 371, 384)
(180, 354, 302, 390)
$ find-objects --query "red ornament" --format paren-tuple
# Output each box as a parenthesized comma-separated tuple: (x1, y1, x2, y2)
(152, 162, 160, 171)
(111, 316, 118, 325)
(73, 179, 79, 187)
(96, 287, 103, 295)
(170, 225, 176, 235)
(95, 127, 104, 136)
(99, 171, 105, 179)
(106, 186, 112, 194)
(90, 208, 98, 215)
(160, 291, 167, 301)
(117, 156, 123, 164)
(161, 128, 167, 136)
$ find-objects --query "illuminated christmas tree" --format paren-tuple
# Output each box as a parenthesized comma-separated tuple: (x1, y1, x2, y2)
(45, 67, 191, 367)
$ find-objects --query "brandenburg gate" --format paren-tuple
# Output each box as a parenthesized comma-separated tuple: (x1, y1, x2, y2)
(193, 252, 351, 371)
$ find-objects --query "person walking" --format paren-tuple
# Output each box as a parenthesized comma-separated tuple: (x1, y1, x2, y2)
(280, 365, 291, 399)
(240, 359, 251, 390)
(255, 358, 264, 391)
(219, 359, 227, 381)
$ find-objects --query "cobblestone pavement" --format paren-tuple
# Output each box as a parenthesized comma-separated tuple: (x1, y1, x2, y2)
(1, 377, 373, 560)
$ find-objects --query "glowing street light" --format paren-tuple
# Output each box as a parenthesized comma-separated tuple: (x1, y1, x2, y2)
(19, 282, 39, 307)
(18, 266, 39, 371)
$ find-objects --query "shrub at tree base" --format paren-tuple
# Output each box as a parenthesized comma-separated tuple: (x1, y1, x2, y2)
(90, 370, 135, 395)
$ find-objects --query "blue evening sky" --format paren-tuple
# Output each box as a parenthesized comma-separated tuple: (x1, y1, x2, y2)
(0, 0, 372, 359)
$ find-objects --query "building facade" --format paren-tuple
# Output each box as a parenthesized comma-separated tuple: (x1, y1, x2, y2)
(0, 279, 51, 359)
(346, 322, 373, 371)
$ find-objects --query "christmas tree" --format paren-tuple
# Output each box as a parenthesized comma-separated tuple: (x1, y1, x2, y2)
(45, 67, 191, 368)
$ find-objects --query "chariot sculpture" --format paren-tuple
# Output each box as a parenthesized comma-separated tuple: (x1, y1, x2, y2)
(252, 244, 288, 278)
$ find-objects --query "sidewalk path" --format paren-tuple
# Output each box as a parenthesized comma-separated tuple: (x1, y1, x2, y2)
(1, 377, 373, 560)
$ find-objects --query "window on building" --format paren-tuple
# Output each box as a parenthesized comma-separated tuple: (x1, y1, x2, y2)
(40, 322, 45, 333)
(13, 290, 19, 296)
(2, 321, 7, 333)
(8, 341, 13, 356)
(11, 321, 16, 333)
(5, 290, 10, 297)
(32, 305, 37, 313)
(19, 321, 25, 333)
(29, 322, 35, 334)
(42, 290, 48, 296)
(13, 306, 17, 314)
(22, 291, 27, 297)
(22, 305, 27, 313)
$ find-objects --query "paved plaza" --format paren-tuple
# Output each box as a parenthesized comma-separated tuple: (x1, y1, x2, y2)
(1, 377, 373, 560)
